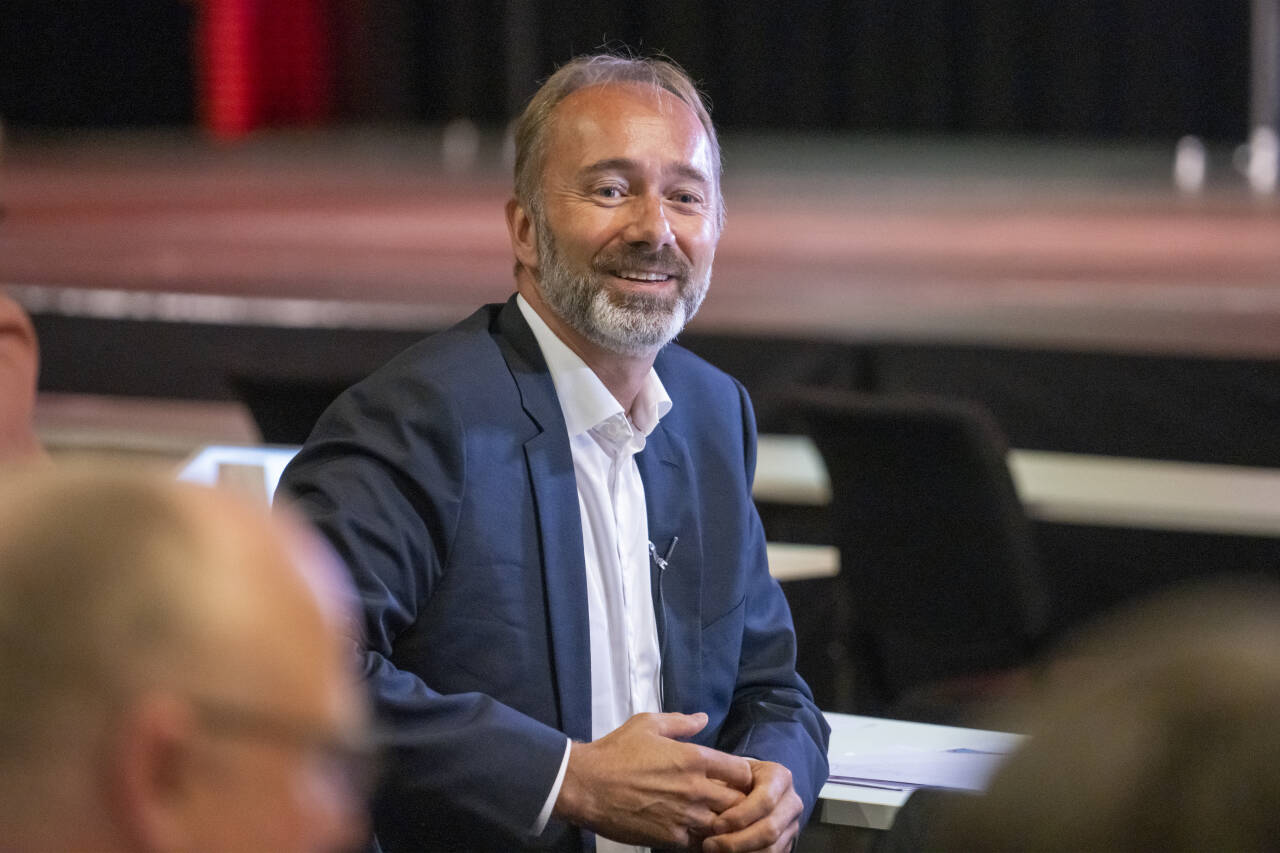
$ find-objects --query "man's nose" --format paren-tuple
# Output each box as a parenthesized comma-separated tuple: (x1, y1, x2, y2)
(622, 192, 675, 249)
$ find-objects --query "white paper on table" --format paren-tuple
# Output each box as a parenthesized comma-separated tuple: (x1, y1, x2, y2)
(828, 746, 1012, 792)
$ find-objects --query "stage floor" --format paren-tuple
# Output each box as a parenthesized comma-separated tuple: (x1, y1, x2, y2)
(4, 128, 1280, 358)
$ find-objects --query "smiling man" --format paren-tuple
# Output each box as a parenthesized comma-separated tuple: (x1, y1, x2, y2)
(280, 53, 829, 853)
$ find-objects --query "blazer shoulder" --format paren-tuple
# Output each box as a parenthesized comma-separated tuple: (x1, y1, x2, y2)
(374, 304, 505, 381)
(307, 302, 528, 439)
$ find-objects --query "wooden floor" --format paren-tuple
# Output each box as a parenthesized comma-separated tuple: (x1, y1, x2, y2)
(5, 128, 1280, 358)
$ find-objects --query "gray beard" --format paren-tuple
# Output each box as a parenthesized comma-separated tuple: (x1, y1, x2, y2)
(534, 222, 710, 358)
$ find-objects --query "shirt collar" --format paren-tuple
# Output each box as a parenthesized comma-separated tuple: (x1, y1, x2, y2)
(516, 294, 671, 438)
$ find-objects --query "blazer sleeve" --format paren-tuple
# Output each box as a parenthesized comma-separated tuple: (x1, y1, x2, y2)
(714, 379, 831, 822)
(278, 375, 569, 843)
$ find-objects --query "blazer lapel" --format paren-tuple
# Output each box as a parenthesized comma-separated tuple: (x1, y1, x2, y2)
(496, 300, 593, 744)
(636, 421, 703, 715)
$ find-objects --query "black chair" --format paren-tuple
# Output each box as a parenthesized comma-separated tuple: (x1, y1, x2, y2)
(230, 375, 358, 445)
(785, 389, 1052, 723)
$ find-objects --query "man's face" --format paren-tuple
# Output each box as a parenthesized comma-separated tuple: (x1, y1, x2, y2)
(531, 82, 720, 357)
(185, 688, 369, 853)
(178, 526, 370, 853)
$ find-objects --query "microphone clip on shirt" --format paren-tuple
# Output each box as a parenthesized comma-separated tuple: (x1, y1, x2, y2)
(649, 536, 679, 572)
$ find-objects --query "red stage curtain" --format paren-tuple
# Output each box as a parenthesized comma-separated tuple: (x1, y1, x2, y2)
(197, 0, 334, 139)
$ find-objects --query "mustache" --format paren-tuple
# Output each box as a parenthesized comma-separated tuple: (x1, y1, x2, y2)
(592, 246, 692, 279)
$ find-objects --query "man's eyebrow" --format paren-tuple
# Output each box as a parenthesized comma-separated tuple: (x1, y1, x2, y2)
(578, 158, 712, 185)
(669, 163, 713, 185)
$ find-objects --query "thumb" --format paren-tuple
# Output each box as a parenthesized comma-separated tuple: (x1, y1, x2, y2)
(649, 711, 709, 740)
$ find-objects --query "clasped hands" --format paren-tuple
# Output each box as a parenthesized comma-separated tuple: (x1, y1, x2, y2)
(553, 711, 803, 853)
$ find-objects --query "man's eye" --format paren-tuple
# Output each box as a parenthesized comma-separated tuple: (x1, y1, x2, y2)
(595, 185, 624, 199)
(671, 192, 702, 205)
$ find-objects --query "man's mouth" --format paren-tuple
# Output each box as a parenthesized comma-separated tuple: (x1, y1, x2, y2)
(611, 269, 674, 283)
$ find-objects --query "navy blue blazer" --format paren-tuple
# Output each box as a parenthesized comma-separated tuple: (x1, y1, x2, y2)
(279, 297, 830, 852)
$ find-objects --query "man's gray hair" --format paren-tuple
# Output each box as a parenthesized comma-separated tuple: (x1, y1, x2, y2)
(512, 52, 724, 230)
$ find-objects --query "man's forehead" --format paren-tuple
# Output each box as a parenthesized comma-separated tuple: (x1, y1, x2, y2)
(553, 79, 692, 114)
(546, 82, 712, 166)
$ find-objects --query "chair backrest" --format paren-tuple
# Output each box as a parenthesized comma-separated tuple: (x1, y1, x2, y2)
(231, 376, 356, 444)
(786, 389, 1051, 713)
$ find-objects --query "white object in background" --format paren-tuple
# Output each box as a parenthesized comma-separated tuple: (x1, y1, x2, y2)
(754, 433, 831, 505)
(765, 543, 839, 582)
(820, 713, 1024, 830)
(176, 444, 300, 503)
(1009, 450, 1280, 536)
(829, 747, 1010, 792)
(442, 118, 481, 173)
(1248, 126, 1279, 195)
(1173, 135, 1207, 194)
(753, 434, 1280, 537)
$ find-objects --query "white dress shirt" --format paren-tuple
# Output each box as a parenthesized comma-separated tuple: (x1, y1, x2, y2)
(518, 296, 668, 853)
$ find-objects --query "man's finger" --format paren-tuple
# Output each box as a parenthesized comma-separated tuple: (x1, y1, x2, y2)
(647, 710, 710, 740)
(712, 761, 796, 835)
(703, 816, 800, 853)
(712, 785, 774, 835)
(691, 776, 749, 814)
(697, 746, 754, 792)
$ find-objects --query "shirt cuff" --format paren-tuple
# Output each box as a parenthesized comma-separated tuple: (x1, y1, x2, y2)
(533, 737, 573, 836)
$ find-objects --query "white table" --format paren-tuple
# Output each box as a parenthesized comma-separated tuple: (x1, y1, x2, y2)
(176, 443, 300, 500)
(818, 712, 1022, 830)
(755, 434, 1280, 538)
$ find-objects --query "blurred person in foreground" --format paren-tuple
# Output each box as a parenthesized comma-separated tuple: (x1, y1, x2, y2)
(0, 293, 45, 462)
(934, 577, 1280, 852)
(0, 466, 370, 852)
(279, 51, 828, 853)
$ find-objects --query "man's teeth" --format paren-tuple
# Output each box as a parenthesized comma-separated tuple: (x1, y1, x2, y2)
(617, 271, 671, 282)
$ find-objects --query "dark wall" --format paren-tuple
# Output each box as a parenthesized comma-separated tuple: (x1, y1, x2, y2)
(533, 1, 1250, 139)
(359, 0, 1253, 140)
(0, 1, 1250, 140)
(0, 1, 195, 127)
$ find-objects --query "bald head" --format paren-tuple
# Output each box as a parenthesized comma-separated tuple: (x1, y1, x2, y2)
(940, 579, 1280, 852)
(0, 466, 366, 852)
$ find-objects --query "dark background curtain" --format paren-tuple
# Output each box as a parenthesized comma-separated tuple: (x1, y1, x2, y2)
(0, 0, 1250, 140)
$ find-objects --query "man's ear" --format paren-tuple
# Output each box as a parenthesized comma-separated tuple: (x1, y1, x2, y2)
(108, 694, 197, 851)
(505, 198, 540, 273)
